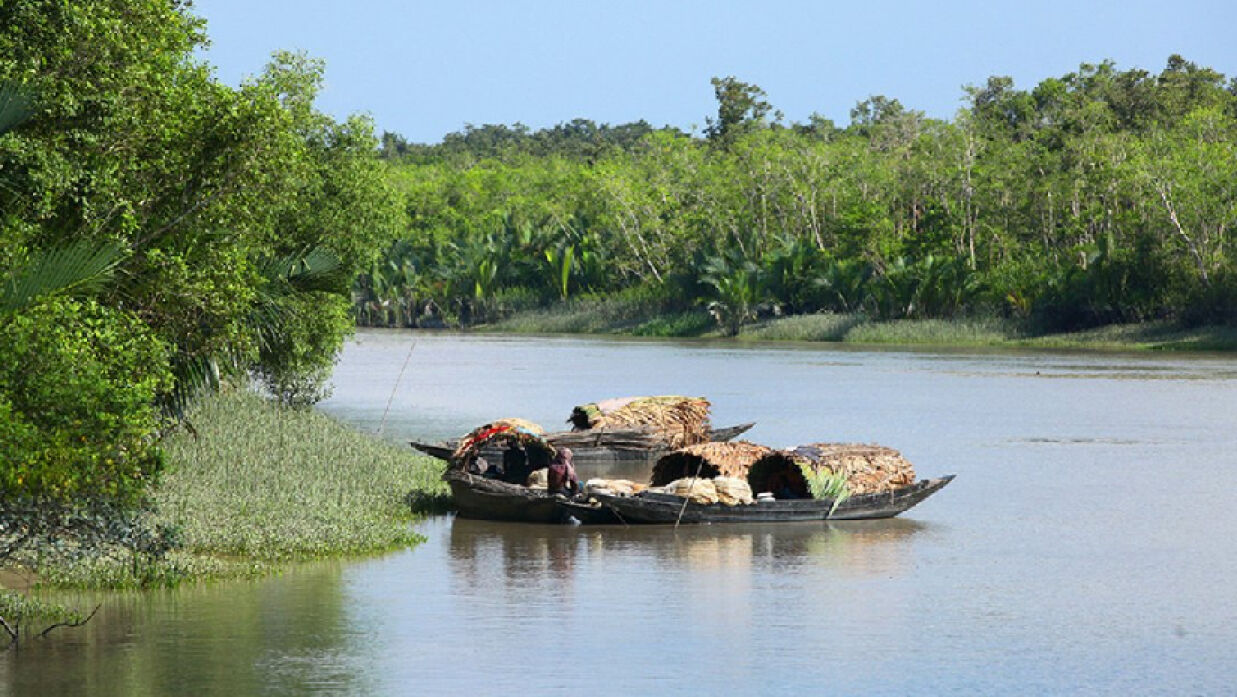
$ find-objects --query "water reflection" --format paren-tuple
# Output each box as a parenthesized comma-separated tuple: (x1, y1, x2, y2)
(2, 563, 359, 697)
(448, 520, 584, 603)
(447, 517, 928, 588)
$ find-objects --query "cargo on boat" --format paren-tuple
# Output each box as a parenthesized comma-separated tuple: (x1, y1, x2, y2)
(411, 396, 752, 464)
(561, 441, 952, 524)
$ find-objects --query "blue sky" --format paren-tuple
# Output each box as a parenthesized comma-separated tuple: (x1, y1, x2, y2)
(195, 0, 1236, 143)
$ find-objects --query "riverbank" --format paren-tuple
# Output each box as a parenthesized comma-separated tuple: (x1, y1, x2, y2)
(481, 301, 1237, 352)
(5, 389, 448, 592)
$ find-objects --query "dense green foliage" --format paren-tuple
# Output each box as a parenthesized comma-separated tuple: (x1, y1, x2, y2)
(365, 59, 1237, 334)
(0, 298, 171, 501)
(0, 1, 401, 506)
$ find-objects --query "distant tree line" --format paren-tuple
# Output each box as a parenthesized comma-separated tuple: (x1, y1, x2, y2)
(380, 118, 679, 164)
(361, 57, 1237, 334)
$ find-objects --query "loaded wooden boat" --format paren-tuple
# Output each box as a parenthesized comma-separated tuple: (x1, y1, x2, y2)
(558, 441, 953, 525)
(436, 418, 619, 523)
(564, 476, 954, 524)
(414, 395, 746, 465)
(444, 469, 571, 523)
(410, 422, 755, 463)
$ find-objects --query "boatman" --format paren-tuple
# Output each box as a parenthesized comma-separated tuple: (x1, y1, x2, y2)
(547, 447, 579, 496)
(502, 441, 529, 484)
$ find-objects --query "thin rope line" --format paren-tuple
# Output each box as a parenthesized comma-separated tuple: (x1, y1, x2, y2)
(378, 337, 416, 436)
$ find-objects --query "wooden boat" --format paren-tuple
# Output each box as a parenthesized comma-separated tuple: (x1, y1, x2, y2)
(410, 422, 755, 463)
(564, 476, 954, 524)
(560, 441, 952, 525)
(436, 419, 621, 523)
(445, 469, 573, 523)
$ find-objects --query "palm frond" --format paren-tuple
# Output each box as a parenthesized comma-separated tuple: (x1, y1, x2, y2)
(256, 247, 347, 296)
(160, 354, 222, 422)
(1, 240, 126, 314)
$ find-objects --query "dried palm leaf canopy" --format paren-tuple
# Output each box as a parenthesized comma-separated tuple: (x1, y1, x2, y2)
(568, 396, 712, 448)
(449, 418, 554, 470)
(650, 441, 774, 486)
(747, 443, 917, 497)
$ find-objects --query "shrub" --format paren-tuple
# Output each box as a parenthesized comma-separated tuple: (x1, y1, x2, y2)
(0, 297, 172, 502)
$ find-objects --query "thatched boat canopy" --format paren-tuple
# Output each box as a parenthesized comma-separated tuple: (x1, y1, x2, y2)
(747, 443, 917, 497)
(568, 396, 712, 448)
(649, 441, 774, 486)
(449, 418, 555, 469)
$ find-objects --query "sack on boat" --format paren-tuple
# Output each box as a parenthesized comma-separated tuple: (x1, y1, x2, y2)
(526, 468, 548, 489)
(663, 477, 719, 504)
(713, 476, 754, 505)
(584, 478, 646, 496)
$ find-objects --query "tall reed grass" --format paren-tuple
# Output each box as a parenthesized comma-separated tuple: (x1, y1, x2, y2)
(40, 389, 447, 588)
(841, 317, 1021, 345)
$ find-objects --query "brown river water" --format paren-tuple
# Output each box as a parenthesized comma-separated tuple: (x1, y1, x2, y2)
(5, 329, 1237, 695)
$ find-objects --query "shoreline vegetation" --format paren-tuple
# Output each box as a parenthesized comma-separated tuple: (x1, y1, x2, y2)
(1, 389, 447, 640)
(466, 298, 1237, 352)
(25, 389, 447, 589)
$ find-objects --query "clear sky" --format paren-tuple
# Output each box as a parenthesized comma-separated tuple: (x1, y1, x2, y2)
(194, 0, 1236, 143)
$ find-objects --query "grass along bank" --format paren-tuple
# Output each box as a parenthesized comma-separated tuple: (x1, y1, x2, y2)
(482, 298, 1237, 352)
(21, 389, 448, 590)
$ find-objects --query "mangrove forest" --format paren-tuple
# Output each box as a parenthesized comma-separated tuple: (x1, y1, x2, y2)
(363, 63, 1237, 336)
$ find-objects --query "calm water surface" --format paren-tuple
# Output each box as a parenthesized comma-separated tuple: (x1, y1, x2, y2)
(6, 330, 1237, 696)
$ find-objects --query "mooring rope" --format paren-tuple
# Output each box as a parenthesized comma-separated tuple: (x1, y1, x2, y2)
(673, 456, 705, 530)
(378, 337, 416, 436)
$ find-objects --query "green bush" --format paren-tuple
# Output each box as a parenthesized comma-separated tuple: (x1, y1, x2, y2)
(0, 297, 172, 502)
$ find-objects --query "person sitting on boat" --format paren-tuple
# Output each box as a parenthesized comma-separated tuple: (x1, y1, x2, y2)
(547, 447, 579, 496)
(502, 441, 529, 484)
(468, 456, 486, 475)
(482, 457, 504, 479)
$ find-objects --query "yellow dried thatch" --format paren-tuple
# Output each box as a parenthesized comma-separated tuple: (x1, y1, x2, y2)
(749, 443, 916, 497)
(794, 443, 916, 494)
(649, 441, 774, 486)
(568, 396, 711, 448)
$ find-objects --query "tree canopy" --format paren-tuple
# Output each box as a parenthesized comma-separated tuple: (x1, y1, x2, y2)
(0, 0, 402, 502)
(361, 59, 1237, 333)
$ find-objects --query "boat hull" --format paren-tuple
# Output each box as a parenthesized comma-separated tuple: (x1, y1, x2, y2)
(579, 476, 954, 525)
(444, 470, 566, 523)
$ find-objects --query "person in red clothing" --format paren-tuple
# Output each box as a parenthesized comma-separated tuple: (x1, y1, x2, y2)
(547, 447, 579, 496)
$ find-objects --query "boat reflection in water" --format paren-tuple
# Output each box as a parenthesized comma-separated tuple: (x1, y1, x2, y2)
(446, 516, 931, 607)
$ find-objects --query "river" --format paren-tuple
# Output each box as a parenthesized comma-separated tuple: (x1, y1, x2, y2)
(5, 329, 1237, 695)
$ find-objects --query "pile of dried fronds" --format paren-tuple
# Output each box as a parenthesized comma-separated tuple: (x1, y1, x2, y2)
(791, 443, 916, 494)
(568, 396, 712, 448)
(650, 441, 773, 485)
